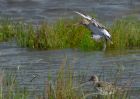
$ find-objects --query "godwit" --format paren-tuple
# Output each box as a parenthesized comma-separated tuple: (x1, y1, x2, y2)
(89, 75, 122, 95)
(74, 11, 113, 51)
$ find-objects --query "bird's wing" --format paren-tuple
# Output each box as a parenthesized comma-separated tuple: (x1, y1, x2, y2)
(101, 29, 111, 38)
(74, 11, 92, 21)
(74, 11, 106, 29)
(95, 81, 108, 87)
(91, 18, 106, 29)
(96, 81, 119, 92)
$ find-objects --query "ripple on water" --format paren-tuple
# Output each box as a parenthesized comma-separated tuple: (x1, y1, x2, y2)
(0, 0, 140, 23)
(0, 42, 139, 96)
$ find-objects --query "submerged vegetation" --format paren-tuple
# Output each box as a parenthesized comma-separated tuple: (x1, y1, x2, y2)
(0, 16, 140, 50)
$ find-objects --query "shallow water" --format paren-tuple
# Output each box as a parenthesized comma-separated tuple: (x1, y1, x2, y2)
(0, 0, 140, 23)
(0, 0, 140, 98)
(0, 41, 140, 98)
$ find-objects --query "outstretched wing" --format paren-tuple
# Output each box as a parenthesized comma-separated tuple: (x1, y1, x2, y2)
(74, 11, 106, 29)
(91, 18, 106, 29)
(74, 11, 92, 20)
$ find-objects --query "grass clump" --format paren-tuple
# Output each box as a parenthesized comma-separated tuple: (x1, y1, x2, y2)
(0, 64, 131, 99)
(109, 16, 140, 50)
(0, 16, 140, 50)
(45, 63, 130, 99)
(46, 19, 101, 50)
(0, 18, 15, 42)
(15, 23, 37, 48)
(0, 71, 29, 99)
(46, 64, 84, 99)
(15, 19, 100, 50)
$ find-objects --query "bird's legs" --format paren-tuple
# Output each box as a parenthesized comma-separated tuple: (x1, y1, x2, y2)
(103, 42, 106, 51)
(102, 38, 107, 51)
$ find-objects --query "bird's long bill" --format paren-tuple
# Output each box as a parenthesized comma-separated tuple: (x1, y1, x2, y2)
(89, 77, 93, 81)
(74, 11, 92, 20)
(79, 80, 89, 84)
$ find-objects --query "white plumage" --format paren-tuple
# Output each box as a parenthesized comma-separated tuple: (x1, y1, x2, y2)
(74, 11, 112, 50)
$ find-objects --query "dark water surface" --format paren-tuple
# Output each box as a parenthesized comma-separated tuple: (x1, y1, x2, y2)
(0, 0, 140, 23)
(0, 0, 140, 98)
(0, 41, 140, 98)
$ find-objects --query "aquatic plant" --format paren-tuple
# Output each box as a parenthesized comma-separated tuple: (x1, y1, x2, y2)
(108, 16, 140, 50)
(0, 71, 29, 99)
(48, 19, 101, 50)
(46, 66, 83, 99)
(14, 19, 99, 50)
(45, 63, 130, 99)
(0, 16, 140, 51)
(14, 22, 38, 48)
(0, 18, 15, 42)
(0, 63, 131, 99)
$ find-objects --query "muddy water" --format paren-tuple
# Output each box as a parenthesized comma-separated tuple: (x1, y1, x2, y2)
(0, 0, 140, 98)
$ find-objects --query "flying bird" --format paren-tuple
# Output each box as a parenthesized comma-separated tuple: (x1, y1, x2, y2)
(74, 11, 112, 51)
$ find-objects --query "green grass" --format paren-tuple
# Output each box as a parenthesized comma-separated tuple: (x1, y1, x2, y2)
(45, 63, 129, 99)
(0, 18, 15, 42)
(108, 16, 140, 50)
(0, 71, 29, 99)
(46, 66, 83, 99)
(15, 19, 100, 50)
(0, 16, 140, 50)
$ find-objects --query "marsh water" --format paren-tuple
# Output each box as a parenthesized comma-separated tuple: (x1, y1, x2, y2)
(0, 0, 140, 98)
(1, 0, 140, 23)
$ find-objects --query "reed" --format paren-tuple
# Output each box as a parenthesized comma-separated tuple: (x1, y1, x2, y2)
(47, 19, 101, 50)
(108, 16, 140, 50)
(0, 18, 15, 42)
(0, 16, 140, 50)
(45, 63, 130, 99)
(0, 71, 29, 99)
(0, 64, 131, 99)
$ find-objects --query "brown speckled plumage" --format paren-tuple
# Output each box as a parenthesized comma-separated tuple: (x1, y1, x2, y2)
(89, 75, 123, 95)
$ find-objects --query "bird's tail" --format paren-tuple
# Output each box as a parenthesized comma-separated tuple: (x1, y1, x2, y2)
(107, 37, 113, 44)
(110, 40, 113, 44)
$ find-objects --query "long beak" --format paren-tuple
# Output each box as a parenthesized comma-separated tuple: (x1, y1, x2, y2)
(89, 78, 93, 82)
(74, 11, 92, 21)
(80, 80, 89, 84)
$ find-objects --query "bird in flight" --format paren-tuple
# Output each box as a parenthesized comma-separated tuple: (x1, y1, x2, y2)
(74, 11, 113, 51)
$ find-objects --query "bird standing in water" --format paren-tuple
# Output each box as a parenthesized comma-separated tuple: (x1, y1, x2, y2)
(74, 11, 113, 51)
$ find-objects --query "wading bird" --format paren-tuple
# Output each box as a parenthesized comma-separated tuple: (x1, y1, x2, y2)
(74, 11, 112, 51)
(89, 75, 122, 95)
